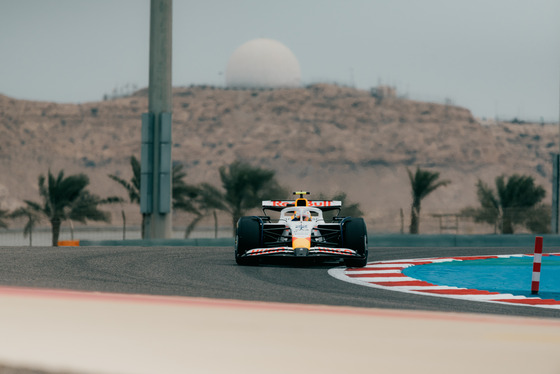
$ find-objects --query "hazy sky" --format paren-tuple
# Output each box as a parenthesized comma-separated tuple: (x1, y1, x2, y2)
(1, 0, 559, 121)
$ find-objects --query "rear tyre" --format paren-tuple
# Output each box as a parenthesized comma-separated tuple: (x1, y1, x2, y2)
(342, 218, 368, 268)
(235, 217, 262, 266)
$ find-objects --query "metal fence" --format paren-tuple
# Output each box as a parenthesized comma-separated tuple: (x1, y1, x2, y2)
(1, 206, 547, 246)
(367, 211, 500, 235)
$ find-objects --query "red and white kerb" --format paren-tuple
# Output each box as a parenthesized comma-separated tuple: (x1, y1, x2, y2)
(329, 249, 560, 310)
(531, 236, 543, 295)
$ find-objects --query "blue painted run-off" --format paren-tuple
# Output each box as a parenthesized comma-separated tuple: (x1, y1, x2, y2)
(403, 255, 560, 300)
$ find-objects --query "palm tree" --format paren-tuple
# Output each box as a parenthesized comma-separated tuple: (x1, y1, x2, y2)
(524, 204, 551, 234)
(109, 156, 200, 238)
(10, 207, 41, 246)
(407, 167, 450, 234)
(25, 170, 114, 246)
(109, 156, 141, 204)
(210, 161, 286, 234)
(184, 183, 227, 238)
(0, 208, 9, 229)
(170, 162, 201, 215)
(465, 174, 546, 234)
(109, 156, 142, 237)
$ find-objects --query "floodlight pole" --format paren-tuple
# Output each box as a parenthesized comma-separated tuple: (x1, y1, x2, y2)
(142, 0, 173, 239)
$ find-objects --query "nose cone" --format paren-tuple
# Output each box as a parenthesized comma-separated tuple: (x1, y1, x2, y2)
(292, 237, 310, 249)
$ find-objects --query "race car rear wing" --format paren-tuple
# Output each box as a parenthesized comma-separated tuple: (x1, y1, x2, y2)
(262, 200, 342, 212)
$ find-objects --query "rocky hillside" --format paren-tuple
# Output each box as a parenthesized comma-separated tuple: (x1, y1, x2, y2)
(0, 84, 557, 232)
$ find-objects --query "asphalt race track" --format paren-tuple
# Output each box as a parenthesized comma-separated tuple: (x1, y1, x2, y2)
(1, 245, 559, 319)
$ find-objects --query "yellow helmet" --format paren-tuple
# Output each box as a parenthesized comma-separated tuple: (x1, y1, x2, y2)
(292, 210, 311, 221)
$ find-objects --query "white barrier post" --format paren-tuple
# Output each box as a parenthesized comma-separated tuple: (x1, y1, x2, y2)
(531, 236, 543, 295)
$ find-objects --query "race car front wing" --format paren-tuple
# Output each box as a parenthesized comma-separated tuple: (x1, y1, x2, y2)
(244, 246, 359, 258)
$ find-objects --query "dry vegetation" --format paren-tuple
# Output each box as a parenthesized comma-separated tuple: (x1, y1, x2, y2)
(0, 84, 557, 233)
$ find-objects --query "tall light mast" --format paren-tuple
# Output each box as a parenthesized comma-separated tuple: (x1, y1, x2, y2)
(141, 0, 173, 239)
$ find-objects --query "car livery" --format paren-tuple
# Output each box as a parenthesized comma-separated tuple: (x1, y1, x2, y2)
(235, 192, 368, 267)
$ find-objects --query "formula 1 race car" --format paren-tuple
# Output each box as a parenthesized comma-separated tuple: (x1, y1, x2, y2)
(235, 192, 368, 267)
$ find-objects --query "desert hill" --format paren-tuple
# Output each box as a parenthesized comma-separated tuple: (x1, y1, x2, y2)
(0, 84, 557, 233)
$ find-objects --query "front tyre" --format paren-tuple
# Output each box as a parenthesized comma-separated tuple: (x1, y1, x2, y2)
(235, 217, 261, 266)
(342, 218, 368, 268)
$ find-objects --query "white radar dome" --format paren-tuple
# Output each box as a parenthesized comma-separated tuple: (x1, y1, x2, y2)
(225, 38, 301, 88)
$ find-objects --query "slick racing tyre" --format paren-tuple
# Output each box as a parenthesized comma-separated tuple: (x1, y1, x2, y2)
(235, 216, 262, 265)
(342, 218, 368, 268)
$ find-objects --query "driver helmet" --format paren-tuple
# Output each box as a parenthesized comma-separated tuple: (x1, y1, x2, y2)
(292, 210, 311, 221)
